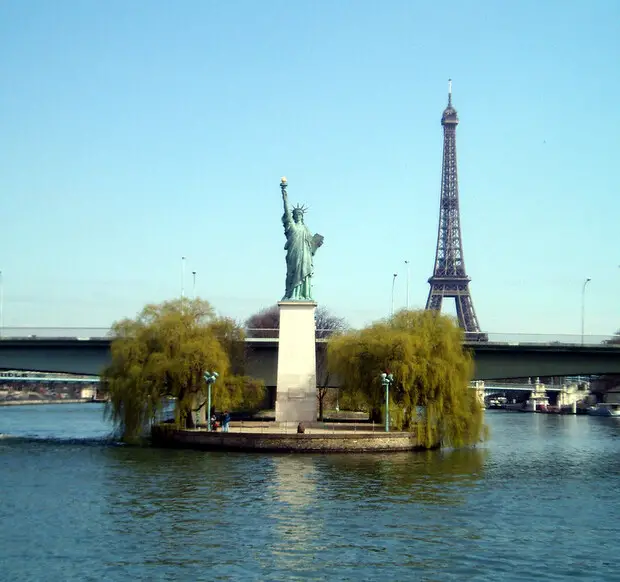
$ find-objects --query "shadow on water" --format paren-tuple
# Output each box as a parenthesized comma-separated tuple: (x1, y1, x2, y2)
(0, 434, 120, 448)
(258, 450, 490, 577)
(315, 447, 488, 504)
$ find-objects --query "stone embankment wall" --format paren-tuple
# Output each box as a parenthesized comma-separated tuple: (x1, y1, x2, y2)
(151, 425, 438, 453)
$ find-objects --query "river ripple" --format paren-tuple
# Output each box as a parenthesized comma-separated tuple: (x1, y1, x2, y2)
(1, 404, 619, 581)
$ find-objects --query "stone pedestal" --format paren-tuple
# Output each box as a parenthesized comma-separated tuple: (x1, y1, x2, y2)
(275, 301, 317, 423)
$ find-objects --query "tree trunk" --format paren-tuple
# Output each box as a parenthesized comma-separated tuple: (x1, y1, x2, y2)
(193, 393, 206, 426)
(316, 370, 329, 421)
(179, 407, 195, 429)
(177, 388, 195, 429)
(185, 413, 195, 429)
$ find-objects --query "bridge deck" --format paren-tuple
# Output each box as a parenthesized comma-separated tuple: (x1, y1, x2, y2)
(0, 335, 619, 381)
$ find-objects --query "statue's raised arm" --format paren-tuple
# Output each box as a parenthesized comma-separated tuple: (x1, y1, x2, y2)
(281, 177, 293, 229)
(279, 177, 324, 302)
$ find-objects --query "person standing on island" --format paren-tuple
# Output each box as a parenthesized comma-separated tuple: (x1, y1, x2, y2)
(210, 411, 218, 431)
(222, 411, 230, 433)
(281, 177, 324, 301)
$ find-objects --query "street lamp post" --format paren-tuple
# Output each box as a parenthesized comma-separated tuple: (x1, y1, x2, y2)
(581, 277, 591, 345)
(391, 273, 398, 317)
(203, 371, 219, 431)
(380, 372, 394, 432)
(181, 256, 186, 298)
(404, 260, 410, 310)
(192, 271, 197, 298)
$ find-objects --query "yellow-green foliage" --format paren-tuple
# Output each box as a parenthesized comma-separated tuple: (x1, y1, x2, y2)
(327, 309, 487, 448)
(102, 297, 262, 442)
(213, 376, 268, 412)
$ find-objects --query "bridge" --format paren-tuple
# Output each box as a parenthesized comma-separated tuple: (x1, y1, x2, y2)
(0, 377, 579, 393)
(478, 382, 572, 392)
(0, 375, 100, 383)
(0, 327, 619, 385)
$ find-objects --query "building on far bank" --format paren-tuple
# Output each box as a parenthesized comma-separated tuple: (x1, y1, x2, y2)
(79, 386, 97, 400)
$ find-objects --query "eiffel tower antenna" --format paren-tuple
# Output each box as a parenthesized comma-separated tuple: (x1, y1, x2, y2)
(425, 81, 485, 340)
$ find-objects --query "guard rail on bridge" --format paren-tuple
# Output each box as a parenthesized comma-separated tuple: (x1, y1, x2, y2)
(0, 327, 618, 347)
(0, 375, 100, 382)
(477, 383, 571, 392)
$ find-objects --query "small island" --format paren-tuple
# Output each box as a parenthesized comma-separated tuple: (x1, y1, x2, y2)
(102, 297, 485, 452)
(102, 177, 486, 452)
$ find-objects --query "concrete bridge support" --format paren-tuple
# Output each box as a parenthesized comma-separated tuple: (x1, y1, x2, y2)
(473, 381, 485, 408)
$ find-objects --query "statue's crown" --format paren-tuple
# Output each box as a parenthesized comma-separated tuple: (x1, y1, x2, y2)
(292, 203, 309, 215)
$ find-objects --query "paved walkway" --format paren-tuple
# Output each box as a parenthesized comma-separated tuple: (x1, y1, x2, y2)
(196, 422, 388, 435)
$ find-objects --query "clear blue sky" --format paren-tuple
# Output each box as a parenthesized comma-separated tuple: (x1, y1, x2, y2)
(1, 0, 618, 337)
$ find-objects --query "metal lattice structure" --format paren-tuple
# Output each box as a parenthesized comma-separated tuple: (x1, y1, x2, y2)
(425, 81, 485, 340)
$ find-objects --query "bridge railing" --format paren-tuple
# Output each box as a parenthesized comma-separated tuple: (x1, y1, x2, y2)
(0, 327, 112, 339)
(244, 328, 339, 339)
(0, 327, 335, 340)
(475, 383, 575, 392)
(473, 333, 619, 346)
(0, 328, 617, 346)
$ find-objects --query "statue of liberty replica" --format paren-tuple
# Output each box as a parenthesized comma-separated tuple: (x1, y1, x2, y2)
(276, 176, 324, 424)
(280, 176, 324, 300)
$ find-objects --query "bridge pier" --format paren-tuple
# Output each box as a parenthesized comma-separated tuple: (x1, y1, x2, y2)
(473, 381, 485, 408)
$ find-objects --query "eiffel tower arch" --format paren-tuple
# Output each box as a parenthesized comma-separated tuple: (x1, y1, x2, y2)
(425, 81, 486, 341)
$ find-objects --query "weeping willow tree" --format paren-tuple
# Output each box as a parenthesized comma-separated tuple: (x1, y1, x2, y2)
(212, 376, 267, 413)
(102, 297, 264, 442)
(327, 309, 487, 448)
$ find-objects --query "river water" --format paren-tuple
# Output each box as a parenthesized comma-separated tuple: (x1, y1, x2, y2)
(1, 404, 619, 581)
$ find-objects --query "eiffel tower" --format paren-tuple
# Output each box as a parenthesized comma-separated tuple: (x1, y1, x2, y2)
(425, 81, 486, 341)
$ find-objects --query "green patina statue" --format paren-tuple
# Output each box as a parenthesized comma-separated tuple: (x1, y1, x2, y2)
(280, 177, 324, 301)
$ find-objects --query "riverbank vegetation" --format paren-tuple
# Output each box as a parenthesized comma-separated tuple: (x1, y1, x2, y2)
(327, 309, 487, 448)
(102, 298, 265, 442)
